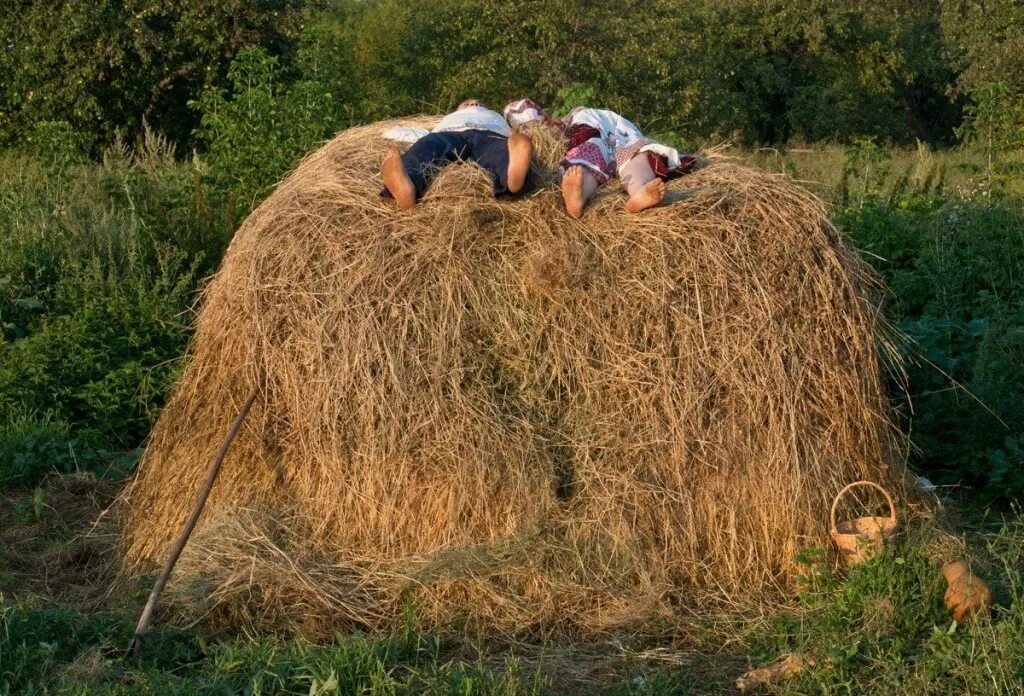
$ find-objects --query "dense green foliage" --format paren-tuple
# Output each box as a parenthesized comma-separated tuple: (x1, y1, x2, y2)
(0, 0, 306, 148)
(0, 135, 231, 484)
(842, 199, 1024, 498)
(5, 0, 1024, 149)
(941, 0, 1024, 101)
(794, 135, 1023, 501)
(190, 49, 350, 215)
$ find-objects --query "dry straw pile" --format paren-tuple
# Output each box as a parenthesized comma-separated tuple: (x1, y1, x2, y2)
(120, 117, 910, 637)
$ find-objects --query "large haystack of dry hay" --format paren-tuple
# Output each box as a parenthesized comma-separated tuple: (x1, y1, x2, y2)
(120, 117, 911, 637)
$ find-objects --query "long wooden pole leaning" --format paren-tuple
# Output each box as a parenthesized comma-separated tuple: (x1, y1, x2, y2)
(125, 388, 259, 659)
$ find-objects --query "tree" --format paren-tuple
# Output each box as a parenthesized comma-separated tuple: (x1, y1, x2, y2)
(941, 0, 1024, 97)
(0, 0, 307, 149)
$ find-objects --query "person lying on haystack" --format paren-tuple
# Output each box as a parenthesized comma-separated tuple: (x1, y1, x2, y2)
(505, 99, 703, 218)
(381, 99, 533, 209)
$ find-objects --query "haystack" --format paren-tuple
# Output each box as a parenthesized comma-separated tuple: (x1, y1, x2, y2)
(120, 117, 910, 637)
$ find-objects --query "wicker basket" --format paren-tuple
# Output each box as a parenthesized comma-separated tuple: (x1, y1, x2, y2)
(830, 480, 897, 567)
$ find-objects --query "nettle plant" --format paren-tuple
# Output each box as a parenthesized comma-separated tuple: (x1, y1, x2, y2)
(190, 49, 340, 218)
(956, 82, 1024, 199)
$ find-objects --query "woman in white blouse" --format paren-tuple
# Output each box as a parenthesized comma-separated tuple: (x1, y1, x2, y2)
(505, 100, 701, 218)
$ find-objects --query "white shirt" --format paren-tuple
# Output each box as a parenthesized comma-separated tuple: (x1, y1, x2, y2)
(567, 107, 645, 149)
(433, 106, 511, 136)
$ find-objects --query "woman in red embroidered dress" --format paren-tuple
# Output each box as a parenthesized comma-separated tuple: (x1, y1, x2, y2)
(504, 100, 702, 218)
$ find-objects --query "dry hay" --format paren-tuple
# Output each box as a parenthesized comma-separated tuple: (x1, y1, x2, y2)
(119, 116, 912, 638)
(1, 472, 124, 609)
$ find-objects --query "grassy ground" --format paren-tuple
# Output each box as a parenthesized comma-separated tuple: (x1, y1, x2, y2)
(736, 141, 1024, 203)
(3, 476, 1024, 694)
(2, 136, 1023, 694)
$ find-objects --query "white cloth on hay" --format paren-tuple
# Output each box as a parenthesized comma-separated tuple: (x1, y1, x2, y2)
(635, 142, 683, 169)
(567, 107, 683, 172)
(382, 105, 511, 144)
(433, 105, 511, 136)
(381, 126, 431, 144)
(567, 107, 645, 149)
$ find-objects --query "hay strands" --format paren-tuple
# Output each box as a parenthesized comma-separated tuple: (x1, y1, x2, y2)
(736, 654, 830, 691)
(124, 388, 259, 659)
(119, 117, 914, 635)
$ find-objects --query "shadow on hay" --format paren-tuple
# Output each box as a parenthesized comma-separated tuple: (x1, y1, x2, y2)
(118, 116, 915, 637)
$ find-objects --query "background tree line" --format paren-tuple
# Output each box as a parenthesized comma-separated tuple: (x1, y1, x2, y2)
(2, 0, 1023, 152)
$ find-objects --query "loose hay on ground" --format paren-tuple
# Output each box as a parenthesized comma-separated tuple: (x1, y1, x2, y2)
(119, 116, 913, 637)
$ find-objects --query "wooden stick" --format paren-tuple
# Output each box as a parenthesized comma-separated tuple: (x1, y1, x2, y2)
(125, 388, 259, 659)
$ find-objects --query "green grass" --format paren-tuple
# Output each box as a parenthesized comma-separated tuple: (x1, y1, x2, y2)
(750, 523, 1024, 694)
(0, 133, 235, 485)
(3, 479, 1024, 694)
(0, 602, 553, 696)
(736, 140, 1024, 203)
(1, 115, 1023, 693)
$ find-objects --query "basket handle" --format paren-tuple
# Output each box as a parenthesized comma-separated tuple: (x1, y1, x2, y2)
(830, 480, 897, 533)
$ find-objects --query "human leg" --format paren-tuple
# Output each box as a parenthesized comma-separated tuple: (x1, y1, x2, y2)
(619, 152, 666, 213)
(381, 132, 466, 207)
(462, 129, 532, 196)
(561, 165, 601, 219)
(381, 148, 416, 209)
(505, 130, 532, 193)
(559, 126, 612, 218)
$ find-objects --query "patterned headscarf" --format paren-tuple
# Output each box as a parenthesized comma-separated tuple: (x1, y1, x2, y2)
(503, 98, 549, 126)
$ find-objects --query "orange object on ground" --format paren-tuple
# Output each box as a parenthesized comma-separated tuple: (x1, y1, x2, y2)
(942, 560, 993, 624)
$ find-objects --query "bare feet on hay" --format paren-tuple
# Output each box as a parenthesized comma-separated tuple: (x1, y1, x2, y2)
(561, 165, 587, 219)
(381, 147, 416, 209)
(506, 130, 532, 194)
(625, 178, 666, 213)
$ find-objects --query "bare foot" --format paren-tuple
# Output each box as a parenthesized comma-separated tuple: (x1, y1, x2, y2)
(625, 178, 666, 213)
(561, 165, 586, 219)
(506, 130, 532, 193)
(381, 147, 416, 209)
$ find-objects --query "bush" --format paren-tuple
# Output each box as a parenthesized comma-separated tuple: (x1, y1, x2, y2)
(955, 82, 1024, 199)
(0, 0, 982, 150)
(0, 0, 308, 149)
(21, 121, 93, 169)
(0, 136, 231, 485)
(840, 197, 1024, 502)
(0, 408, 74, 486)
(191, 48, 342, 217)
